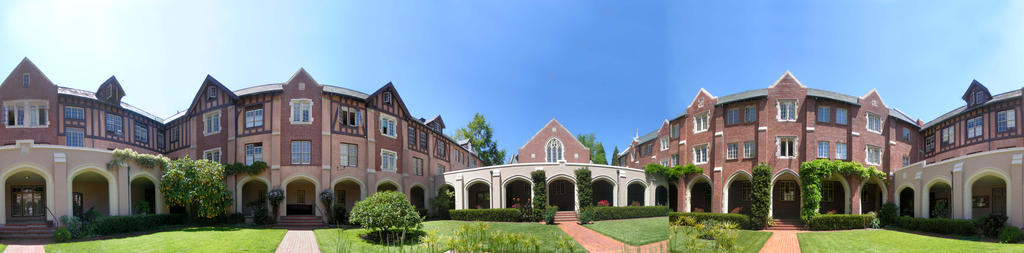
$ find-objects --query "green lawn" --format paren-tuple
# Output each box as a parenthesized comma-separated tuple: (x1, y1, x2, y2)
(583, 217, 668, 245)
(798, 229, 1024, 253)
(316, 220, 584, 253)
(45, 227, 287, 253)
(669, 228, 772, 253)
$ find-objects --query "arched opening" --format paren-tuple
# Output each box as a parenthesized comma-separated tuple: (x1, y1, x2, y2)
(71, 171, 110, 216)
(285, 179, 315, 215)
(546, 138, 564, 162)
(7, 171, 47, 221)
(466, 181, 490, 209)
(439, 184, 455, 215)
(505, 179, 531, 208)
(970, 175, 1007, 219)
(928, 182, 951, 218)
(377, 181, 399, 192)
(772, 172, 801, 219)
(669, 183, 678, 211)
(726, 173, 752, 214)
(820, 180, 847, 214)
(240, 179, 268, 216)
(861, 181, 885, 214)
(548, 179, 575, 211)
(655, 185, 669, 206)
(627, 182, 646, 206)
(333, 179, 361, 212)
(690, 181, 711, 212)
(410, 185, 426, 209)
(592, 179, 614, 207)
(130, 177, 157, 215)
(899, 188, 915, 217)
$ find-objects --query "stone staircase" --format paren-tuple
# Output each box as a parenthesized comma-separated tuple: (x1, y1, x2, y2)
(554, 211, 577, 224)
(0, 220, 55, 240)
(273, 215, 327, 230)
(770, 219, 803, 230)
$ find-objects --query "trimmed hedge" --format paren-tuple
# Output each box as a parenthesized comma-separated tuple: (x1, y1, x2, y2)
(806, 214, 875, 230)
(88, 214, 188, 236)
(450, 208, 521, 222)
(671, 212, 750, 229)
(593, 206, 670, 220)
(896, 216, 976, 235)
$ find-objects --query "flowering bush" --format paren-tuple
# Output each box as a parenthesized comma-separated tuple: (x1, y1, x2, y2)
(267, 188, 284, 218)
(598, 200, 610, 207)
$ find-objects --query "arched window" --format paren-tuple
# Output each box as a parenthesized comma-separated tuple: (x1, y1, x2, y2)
(546, 138, 563, 162)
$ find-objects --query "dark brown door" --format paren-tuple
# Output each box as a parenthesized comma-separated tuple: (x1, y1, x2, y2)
(773, 180, 800, 219)
(549, 180, 575, 211)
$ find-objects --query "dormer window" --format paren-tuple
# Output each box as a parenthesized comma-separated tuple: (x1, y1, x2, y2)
(383, 92, 392, 104)
(208, 86, 217, 99)
(974, 91, 984, 106)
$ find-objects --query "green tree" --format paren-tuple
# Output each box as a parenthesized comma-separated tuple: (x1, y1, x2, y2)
(161, 157, 233, 219)
(576, 133, 607, 164)
(750, 163, 772, 229)
(611, 146, 620, 166)
(349, 191, 424, 240)
(455, 113, 506, 166)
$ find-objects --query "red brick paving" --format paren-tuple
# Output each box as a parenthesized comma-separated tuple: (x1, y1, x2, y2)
(759, 230, 805, 253)
(557, 222, 667, 253)
(274, 229, 320, 253)
(3, 245, 44, 253)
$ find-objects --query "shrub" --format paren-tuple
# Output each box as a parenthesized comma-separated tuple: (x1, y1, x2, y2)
(54, 227, 72, 242)
(87, 214, 187, 236)
(671, 212, 751, 229)
(544, 205, 558, 225)
(431, 188, 454, 220)
(982, 214, 1009, 238)
(531, 171, 547, 221)
(134, 200, 152, 215)
(577, 207, 595, 224)
(450, 209, 521, 222)
(999, 226, 1023, 243)
(896, 216, 976, 235)
(575, 168, 593, 208)
(592, 206, 670, 220)
(161, 158, 233, 219)
(330, 205, 347, 225)
(248, 201, 273, 225)
(806, 214, 875, 230)
(878, 202, 898, 226)
(750, 163, 772, 229)
(349, 191, 424, 234)
(267, 188, 284, 219)
(597, 200, 610, 207)
(60, 215, 86, 239)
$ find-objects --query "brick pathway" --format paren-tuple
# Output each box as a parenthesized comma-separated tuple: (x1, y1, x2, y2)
(3, 245, 45, 253)
(274, 230, 320, 253)
(556, 222, 667, 253)
(759, 230, 804, 253)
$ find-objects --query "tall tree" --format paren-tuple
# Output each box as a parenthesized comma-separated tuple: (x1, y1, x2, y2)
(576, 133, 608, 164)
(455, 113, 506, 166)
(611, 146, 620, 166)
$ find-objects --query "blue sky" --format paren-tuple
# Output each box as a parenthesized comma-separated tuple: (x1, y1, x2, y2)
(2, 1, 1022, 163)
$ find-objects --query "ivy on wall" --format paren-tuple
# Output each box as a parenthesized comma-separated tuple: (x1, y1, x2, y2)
(575, 168, 593, 208)
(106, 149, 171, 170)
(644, 163, 703, 181)
(798, 159, 887, 222)
(223, 161, 269, 176)
(531, 170, 547, 220)
(750, 162, 773, 229)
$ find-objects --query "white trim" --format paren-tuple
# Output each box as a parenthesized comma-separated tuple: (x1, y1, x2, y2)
(776, 99, 799, 122)
(202, 110, 222, 136)
(378, 113, 398, 139)
(380, 149, 398, 172)
(288, 98, 314, 125)
(517, 119, 590, 152)
(68, 165, 119, 216)
(768, 70, 807, 88)
(202, 147, 223, 163)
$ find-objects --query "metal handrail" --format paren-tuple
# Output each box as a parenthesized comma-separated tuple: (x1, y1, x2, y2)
(44, 206, 61, 227)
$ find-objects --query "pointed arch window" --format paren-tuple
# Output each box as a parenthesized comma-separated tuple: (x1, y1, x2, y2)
(546, 138, 564, 162)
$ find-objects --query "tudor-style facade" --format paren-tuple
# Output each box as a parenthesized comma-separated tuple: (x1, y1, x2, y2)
(0, 58, 481, 228)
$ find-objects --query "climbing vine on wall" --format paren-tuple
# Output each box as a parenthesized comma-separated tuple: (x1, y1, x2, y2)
(798, 159, 887, 222)
(531, 170, 547, 221)
(106, 149, 171, 170)
(575, 168, 593, 208)
(644, 163, 703, 181)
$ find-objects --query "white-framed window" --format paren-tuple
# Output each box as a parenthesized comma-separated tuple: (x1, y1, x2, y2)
(967, 116, 983, 139)
(291, 141, 311, 165)
(743, 141, 755, 158)
(380, 149, 397, 172)
(289, 99, 313, 124)
(383, 92, 393, 104)
(694, 111, 709, 133)
(998, 109, 1016, 132)
(777, 136, 797, 158)
(866, 112, 881, 133)
(670, 124, 679, 138)
(817, 141, 830, 159)
(726, 143, 738, 159)
(66, 128, 85, 147)
(835, 108, 848, 125)
(105, 113, 123, 136)
(777, 99, 797, 121)
(203, 148, 222, 163)
(203, 111, 221, 135)
(727, 108, 739, 125)
(245, 143, 263, 166)
(134, 123, 148, 143)
(866, 145, 881, 165)
(836, 142, 848, 160)
(207, 86, 217, 99)
(693, 144, 709, 164)
(414, 157, 424, 176)
(340, 143, 358, 167)
(660, 137, 670, 151)
(546, 138, 564, 162)
(941, 126, 955, 146)
(817, 106, 830, 123)
(379, 114, 397, 138)
(925, 135, 935, 152)
(64, 106, 85, 120)
(744, 105, 757, 123)
(3, 100, 49, 128)
(902, 155, 910, 167)
(245, 108, 263, 128)
(339, 106, 362, 127)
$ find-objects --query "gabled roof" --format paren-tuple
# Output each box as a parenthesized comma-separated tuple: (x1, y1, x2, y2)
(519, 118, 590, 151)
(961, 80, 991, 105)
(426, 115, 445, 130)
(95, 76, 126, 105)
(637, 129, 659, 144)
(58, 86, 165, 123)
(184, 75, 238, 116)
(922, 89, 1023, 130)
(889, 107, 917, 126)
(368, 82, 412, 117)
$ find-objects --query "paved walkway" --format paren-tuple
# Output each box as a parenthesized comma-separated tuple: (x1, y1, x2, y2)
(759, 230, 805, 253)
(556, 222, 667, 253)
(274, 230, 320, 253)
(3, 245, 45, 253)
